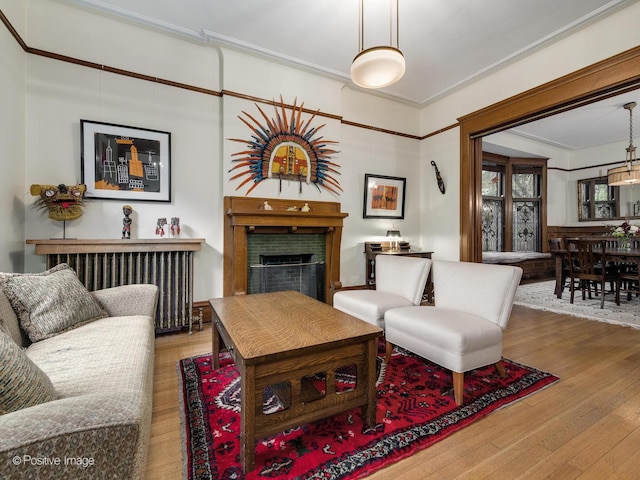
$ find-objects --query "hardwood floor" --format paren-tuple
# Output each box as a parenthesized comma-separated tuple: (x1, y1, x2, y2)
(146, 304, 640, 479)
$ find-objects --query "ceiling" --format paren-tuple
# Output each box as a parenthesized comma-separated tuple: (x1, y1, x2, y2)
(485, 90, 640, 157)
(60, 0, 638, 150)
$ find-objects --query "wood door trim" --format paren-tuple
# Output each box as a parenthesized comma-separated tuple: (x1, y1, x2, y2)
(459, 46, 640, 262)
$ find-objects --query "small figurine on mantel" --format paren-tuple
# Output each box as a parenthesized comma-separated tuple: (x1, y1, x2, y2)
(263, 201, 273, 210)
(286, 206, 298, 211)
(170, 217, 181, 237)
(156, 217, 167, 237)
(122, 205, 132, 239)
(301, 203, 311, 212)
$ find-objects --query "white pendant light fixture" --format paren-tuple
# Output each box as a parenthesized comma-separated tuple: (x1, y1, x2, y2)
(351, 0, 405, 89)
(608, 101, 640, 186)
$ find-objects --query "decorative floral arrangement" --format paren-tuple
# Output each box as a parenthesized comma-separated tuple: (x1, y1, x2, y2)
(611, 221, 639, 238)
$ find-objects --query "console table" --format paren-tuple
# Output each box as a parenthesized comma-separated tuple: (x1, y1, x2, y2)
(364, 241, 433, 303)
(26, 238, 205, 333)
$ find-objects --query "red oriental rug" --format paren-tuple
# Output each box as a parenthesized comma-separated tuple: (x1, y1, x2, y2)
(178, 349, 558, 480)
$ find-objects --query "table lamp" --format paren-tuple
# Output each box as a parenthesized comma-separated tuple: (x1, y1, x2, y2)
(386, 229, 401, 251)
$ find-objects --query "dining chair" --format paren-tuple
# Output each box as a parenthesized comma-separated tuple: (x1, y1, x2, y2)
(619, 269, 640, 302)
(548, 237, 574, 298)
(603, 238, 619, 249)
(619, 238, 639, 302)
(565, 238, 620, 308)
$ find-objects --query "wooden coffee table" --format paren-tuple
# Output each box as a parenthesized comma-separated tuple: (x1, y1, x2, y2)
(209, 290, 382, 473)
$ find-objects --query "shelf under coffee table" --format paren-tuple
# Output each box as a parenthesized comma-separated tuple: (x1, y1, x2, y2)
(209, 290, 382, 473)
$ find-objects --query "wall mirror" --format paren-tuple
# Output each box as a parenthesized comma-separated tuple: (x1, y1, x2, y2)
(578, 177, 619, 220)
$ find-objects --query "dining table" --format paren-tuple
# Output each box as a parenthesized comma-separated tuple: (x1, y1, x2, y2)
(550, 240, 640, 299)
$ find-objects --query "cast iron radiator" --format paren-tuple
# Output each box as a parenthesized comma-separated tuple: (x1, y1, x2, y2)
(45, 250, 200, 333)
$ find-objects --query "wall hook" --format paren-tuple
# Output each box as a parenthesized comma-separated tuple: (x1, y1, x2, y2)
(431, 161, 445, 194)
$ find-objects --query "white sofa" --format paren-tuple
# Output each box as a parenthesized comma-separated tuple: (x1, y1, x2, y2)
(0, 264, 158, 480)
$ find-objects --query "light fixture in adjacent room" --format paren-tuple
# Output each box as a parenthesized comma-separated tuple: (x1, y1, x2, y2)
(608, 101, 640, 186)
(351, 0, 405, 89)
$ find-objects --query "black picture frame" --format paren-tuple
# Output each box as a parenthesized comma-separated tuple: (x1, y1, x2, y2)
(363, 173, 406, 219)
(81, 119, 171, 202)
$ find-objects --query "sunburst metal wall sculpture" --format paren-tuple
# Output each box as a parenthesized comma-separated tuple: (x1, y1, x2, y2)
(229, 97, 341, 196)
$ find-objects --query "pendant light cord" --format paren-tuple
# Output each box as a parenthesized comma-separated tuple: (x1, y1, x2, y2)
(396, 0, 400, 50)
(629, 104, 634, 149)
(389, 0, 392, 47)
(359, 0, 363, 53)
(359, 0, 400, 52)
(626, 102, 637, 168)
(389, 0, 400, 48)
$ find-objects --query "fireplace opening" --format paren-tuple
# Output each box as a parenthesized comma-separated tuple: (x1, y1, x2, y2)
(249, 253, 326, 302)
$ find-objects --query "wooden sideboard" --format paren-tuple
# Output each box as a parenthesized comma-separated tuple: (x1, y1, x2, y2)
(364, 241, 433, 303)
(26, 238, 205, 333)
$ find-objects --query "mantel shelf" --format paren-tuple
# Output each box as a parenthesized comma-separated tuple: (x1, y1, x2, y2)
(226, 208, 348, 219)
(226, 209, 348, 228)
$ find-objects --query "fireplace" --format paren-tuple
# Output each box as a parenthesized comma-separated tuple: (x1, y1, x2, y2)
(223, 196, 347, 303)
(249, 253, 326, 301)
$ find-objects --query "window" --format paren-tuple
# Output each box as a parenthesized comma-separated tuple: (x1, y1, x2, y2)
(482, 154, 547, 253)
(578, 177, 619, 220)
(481, 165, 504, 251)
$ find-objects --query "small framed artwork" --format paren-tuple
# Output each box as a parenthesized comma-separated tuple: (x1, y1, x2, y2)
(363, 173, 406, 219)
(81, 119, 171, 202)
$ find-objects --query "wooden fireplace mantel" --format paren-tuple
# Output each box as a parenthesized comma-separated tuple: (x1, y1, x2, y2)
(223, 196, 348, 301)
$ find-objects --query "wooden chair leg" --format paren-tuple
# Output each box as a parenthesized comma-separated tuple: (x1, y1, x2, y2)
(384, 341, 393, 363)
(494, 360, 506, 378)
(452, 371, 464, 405)
(569, 281, 575, 304)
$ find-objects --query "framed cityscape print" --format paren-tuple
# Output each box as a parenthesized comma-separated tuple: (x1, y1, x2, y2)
(363, 173, 406, 219)
(81, 120, 171, 202)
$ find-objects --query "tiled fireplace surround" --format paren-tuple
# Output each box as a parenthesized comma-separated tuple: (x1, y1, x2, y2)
(223, 196, 348, 303)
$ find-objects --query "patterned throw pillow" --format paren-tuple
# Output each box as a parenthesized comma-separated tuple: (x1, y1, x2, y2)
(0, 264, 108, 342)
(0, 288, 29, 347)
(0, 329, 57, 414)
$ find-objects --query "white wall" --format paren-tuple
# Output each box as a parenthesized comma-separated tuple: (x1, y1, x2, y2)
(218, 53, 421, 287)
(0, 0, 26, 272)
(421, 128, 460, 260)
(336, 89, 421, 286)
(2, 0, 639, 297)
(8, 0, 423, 297)
(22, 0, 222, 300)
(418, 1, 640, 260)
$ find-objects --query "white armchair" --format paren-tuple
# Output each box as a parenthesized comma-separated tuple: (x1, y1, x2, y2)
(333, 255, 431, 358)
(384, 260, 523, 405)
